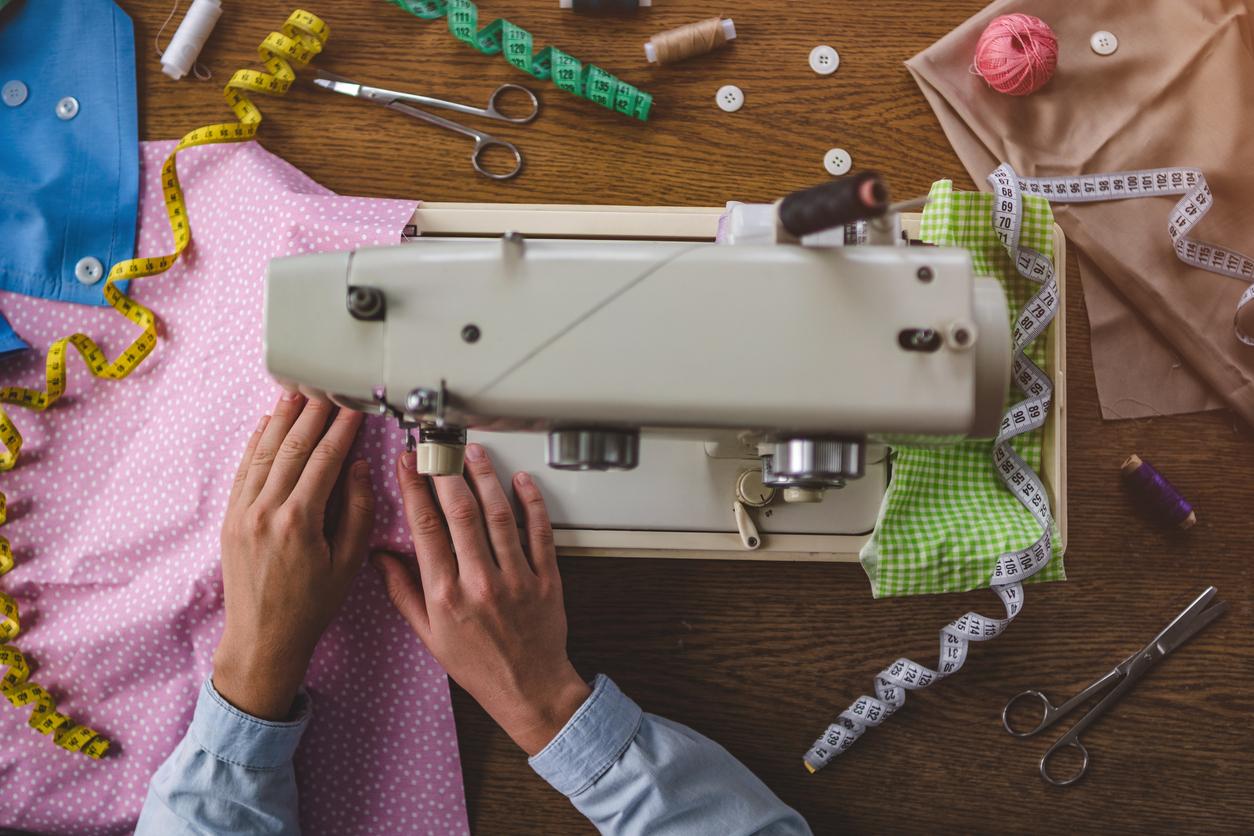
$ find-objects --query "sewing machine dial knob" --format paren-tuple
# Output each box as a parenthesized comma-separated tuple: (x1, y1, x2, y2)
(735, 469, 776, 508)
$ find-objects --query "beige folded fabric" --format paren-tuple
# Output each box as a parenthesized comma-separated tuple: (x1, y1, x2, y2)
(907, 0, 1254, 422)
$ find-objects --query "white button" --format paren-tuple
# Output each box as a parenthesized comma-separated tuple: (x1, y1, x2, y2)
(56, 96, 79, 120)
(2, 80, 27, 107)
(809, 45, 840, 76)
(74, 256, 104, 285)
(823, 148, 852, 176)
(1090, 30, 1118, 55)
(715, 85, 744, 113)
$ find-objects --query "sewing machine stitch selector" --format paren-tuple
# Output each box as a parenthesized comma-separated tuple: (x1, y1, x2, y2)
(735, 468, 777, 508)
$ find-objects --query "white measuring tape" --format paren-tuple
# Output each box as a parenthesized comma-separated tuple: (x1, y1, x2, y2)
(1011, 166, 1254, 343)
(803, 164, 1060, 772)
(804, 161, 1253, 771)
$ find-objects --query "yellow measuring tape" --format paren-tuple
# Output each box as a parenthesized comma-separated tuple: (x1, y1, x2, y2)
(0, 9, 329, 759)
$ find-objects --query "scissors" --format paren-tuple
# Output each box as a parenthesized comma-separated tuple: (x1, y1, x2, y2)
(310, 69, 539, 180)
(1002, 586, 1227, 786)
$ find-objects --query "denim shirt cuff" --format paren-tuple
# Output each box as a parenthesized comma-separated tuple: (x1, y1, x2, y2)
(528, 674, 642, 797)
(192, 679, 312, 770)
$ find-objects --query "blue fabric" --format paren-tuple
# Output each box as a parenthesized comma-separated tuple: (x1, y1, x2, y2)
(136, 679, 310, 836)
(137, 675, 811, 836)
(0, 314, 27, 356)
(0, 0, 138, 308)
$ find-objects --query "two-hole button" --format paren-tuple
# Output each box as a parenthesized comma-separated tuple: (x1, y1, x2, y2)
(75, 256, 104, 285)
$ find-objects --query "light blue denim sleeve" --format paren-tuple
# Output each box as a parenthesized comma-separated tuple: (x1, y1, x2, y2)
(530, 675, 812, 836)
(135, 679, 309, 836)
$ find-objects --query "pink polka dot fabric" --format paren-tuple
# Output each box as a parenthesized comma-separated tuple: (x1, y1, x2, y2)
(0, 140, 469, 834)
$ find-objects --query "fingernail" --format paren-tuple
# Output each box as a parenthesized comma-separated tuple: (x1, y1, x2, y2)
(516, 471, 533, 488)
(282, 389, 303, 401)
(464, 443, 484, 462)
(401, 451, 416, 469)
(255, 414, 270, 433)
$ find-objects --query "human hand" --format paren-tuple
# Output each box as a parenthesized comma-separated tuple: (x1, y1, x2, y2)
(375, 443, 590, 756)
(212, 392, 375, 720)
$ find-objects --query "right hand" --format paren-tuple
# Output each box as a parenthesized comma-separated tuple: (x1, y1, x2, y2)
(374, 443, 591, 756)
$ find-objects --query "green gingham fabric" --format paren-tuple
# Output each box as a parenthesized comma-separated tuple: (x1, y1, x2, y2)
(859, 180, 1066, 598)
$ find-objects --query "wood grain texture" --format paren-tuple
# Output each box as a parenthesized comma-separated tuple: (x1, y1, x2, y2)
(120, 1, 1254, 833)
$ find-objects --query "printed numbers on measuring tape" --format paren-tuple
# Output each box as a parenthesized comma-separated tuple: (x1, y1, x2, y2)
(803, 166, 1060, 773)
(805, 158, 1253, 770)
(389, 0, 653, 120)
(0, 9, 329, 760)
(1001, 166, 1254, 345)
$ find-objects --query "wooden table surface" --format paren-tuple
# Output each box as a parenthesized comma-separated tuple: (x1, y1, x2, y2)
(121, 1, 1253, 833)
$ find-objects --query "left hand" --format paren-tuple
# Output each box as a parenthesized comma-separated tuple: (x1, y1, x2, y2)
(212, 392, 375, 720)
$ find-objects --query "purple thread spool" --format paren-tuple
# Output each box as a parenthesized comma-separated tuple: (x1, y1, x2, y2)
(1121, 454, 1196, 530)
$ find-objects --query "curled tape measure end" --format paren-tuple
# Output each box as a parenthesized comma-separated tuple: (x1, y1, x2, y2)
(803, 169, 1058, 771)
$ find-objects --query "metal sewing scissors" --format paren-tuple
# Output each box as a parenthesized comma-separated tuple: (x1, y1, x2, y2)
(310, 69, 539, 181)
(1002, 586, 1227, 786)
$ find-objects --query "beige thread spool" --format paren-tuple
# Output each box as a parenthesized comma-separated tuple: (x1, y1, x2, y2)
(644, 17, 736, 64)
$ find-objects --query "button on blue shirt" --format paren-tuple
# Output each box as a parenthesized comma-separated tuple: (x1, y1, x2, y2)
(0, 0, 139, 353)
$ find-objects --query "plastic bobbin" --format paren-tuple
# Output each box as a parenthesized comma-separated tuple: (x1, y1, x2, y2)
(715, 85, 744, 112)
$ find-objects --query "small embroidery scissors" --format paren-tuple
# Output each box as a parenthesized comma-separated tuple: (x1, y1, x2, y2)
(1003, 586, 1227, 786)
(310, 69, 539, 181)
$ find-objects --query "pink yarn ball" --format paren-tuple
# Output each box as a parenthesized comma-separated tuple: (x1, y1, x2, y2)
(973, 13, 1058, 96)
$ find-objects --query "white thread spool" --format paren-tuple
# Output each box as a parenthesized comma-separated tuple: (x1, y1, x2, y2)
(160, 0, 223, 80)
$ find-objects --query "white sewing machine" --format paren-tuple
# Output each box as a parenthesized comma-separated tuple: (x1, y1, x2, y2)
(264, 176, 1066, 560)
